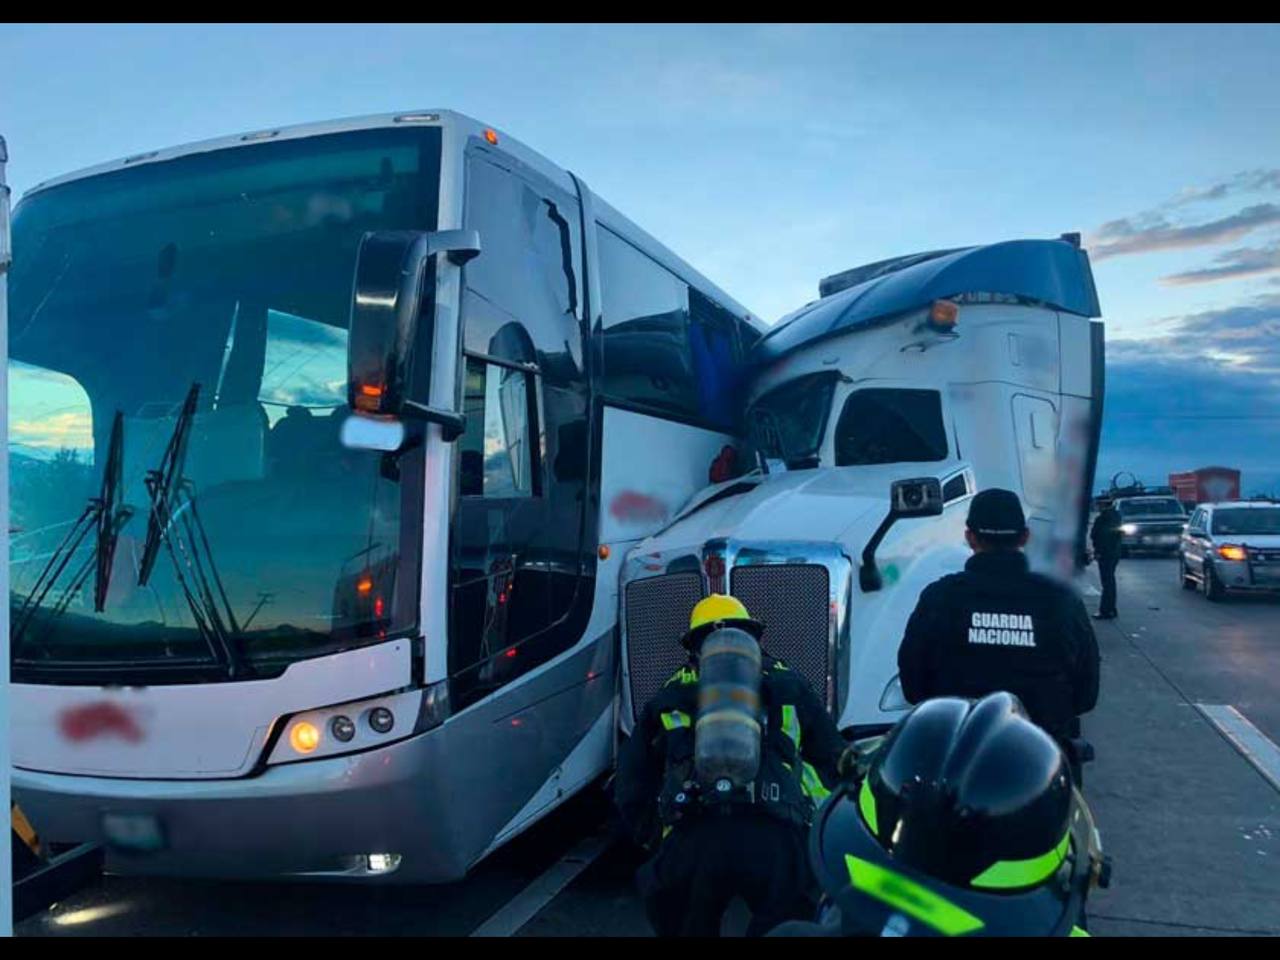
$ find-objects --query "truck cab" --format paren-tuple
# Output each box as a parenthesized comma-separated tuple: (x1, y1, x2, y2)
(619, 238, 1104, 736)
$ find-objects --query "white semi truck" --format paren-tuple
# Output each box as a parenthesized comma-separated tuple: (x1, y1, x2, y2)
(619, 237, 1104, 738)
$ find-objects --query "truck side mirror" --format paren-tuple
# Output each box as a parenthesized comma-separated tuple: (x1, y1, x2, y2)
(861, 477, 945, 592)
(889, 477, 944, 518)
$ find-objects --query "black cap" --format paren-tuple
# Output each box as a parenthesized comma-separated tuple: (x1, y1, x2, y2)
(966, 488, 1027, 538)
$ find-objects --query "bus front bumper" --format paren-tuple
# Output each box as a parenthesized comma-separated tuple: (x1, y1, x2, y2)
(13, 725, 479, 884)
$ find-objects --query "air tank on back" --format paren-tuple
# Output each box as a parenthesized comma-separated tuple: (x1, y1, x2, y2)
(694, 626, 763, 792)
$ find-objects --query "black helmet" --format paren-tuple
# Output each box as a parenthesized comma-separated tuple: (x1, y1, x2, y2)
(809, 693, 1106, 937)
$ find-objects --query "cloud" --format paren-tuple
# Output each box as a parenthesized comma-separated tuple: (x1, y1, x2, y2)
(1168, 168, 1280, 207)
(1089, 168, 1280, 262)
(10, 411, 95, 451)
(1161, 241, 1280, 286)
(1109, 292, 1280, 373)
(1091, 203, 1280, 260)
(1099, 344, 1280, 496)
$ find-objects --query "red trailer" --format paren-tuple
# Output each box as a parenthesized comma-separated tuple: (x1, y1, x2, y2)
(1169, 466, 1240, 507)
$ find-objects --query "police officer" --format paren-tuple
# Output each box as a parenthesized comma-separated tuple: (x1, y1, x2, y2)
(1090, 498, 1123, 619)
(615, 595, 845, 937)
(897, 489, 1100, 768)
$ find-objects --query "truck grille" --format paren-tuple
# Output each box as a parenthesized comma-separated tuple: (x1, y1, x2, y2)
(731, 564, 831, 708)
(625, 564, 832, 722)
(625, 573, 705, 722)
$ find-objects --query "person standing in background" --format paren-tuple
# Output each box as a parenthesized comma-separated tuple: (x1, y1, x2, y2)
(1090, 499, 1122, 620)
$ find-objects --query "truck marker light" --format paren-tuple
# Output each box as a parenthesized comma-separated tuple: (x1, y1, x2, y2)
(598, 544, 611, 560)
(359, 384, 383, 397)
(289, 721, 321, 754)
(928, 299, 959, 328)
(357, 576, 374, 595)
(373, 596, 385, 618)
(484, 128, 499, 145)
(1218, 544, 1247, 561)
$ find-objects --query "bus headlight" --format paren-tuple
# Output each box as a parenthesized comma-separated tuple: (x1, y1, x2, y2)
(268, 690, 421, 765)
(879, 675, 911, 712)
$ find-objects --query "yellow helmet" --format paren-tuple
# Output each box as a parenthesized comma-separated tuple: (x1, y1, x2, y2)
(681, 593, 764, 650)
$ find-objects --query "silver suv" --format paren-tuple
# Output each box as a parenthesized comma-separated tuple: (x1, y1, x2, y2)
(1179, 500, 1280, 601)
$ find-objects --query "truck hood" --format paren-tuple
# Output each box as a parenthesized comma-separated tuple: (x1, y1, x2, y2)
(637, 461, 968, 555)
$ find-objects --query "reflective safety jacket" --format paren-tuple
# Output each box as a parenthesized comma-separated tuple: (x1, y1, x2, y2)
(616, 656, 844, 847)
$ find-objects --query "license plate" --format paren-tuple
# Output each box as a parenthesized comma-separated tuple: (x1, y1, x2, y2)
(101, 812, 166, 853)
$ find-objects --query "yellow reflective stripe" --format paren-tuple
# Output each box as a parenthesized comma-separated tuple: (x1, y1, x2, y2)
(782, 704, 801, 748)
(662, 825, 673, 840)
(971, 831, 1071, 889)
(859, 778, 879, 835)
(660, 710, 691, 730)
(802, 761, 830, 803)
(665, 667, 699, 686)
(1070, 926, 1090, 937)
(846, 855, 985, 936)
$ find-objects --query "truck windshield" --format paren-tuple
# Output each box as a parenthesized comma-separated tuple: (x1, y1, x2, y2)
(8, 127, 441, 679)
(1118, 499, 1184, 517)
(1211, 508, 1280, 536)
(746, 372, 838, 468)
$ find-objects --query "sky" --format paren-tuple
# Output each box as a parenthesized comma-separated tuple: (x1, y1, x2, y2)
(3, 23, 1279, 493)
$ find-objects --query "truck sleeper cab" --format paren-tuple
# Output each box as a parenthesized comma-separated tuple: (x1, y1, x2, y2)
(621, 238, 1104, 737)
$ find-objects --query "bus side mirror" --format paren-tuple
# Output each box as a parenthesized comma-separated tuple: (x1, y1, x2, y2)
(346, 229, 480, 439)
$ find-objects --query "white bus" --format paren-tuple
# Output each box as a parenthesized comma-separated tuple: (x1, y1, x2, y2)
(7, 111, 764, 882)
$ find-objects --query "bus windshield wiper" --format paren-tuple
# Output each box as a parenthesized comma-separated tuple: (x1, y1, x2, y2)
(13, 411, 133, 647)
(135, 382, 249, 677)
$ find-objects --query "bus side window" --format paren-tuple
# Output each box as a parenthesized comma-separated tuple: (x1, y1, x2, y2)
(459, 357, 538, 499)
(597, 226, 697, 419)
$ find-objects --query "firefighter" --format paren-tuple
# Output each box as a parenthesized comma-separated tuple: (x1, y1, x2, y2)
(1090, 498, 1123, 619)
(769, 693, 1109, 938)
(615, 594, 845, 937)
(897, 489, 1100, 777)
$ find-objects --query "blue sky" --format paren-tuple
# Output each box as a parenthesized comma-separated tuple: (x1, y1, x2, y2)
(3, 23, 1279, 492)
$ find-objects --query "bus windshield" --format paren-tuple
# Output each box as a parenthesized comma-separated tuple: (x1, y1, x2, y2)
(8, 127, 441, 679)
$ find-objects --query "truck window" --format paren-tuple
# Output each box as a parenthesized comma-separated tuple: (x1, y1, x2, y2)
(834, 388, 947, 466)
(746, 372, 839, 468)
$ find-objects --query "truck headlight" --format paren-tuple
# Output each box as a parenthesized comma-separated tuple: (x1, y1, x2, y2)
(879, 675, 911, 712)
(1120, 524, 1138, 535)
